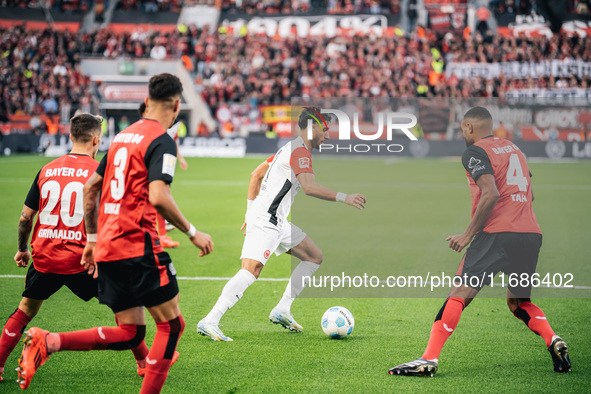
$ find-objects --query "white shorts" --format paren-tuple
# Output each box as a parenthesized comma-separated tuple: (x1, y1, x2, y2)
(240, 217, 306, 265)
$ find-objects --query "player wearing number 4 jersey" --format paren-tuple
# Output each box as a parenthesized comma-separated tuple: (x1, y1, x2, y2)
(198, 107, 366, 341)
(389, 107, 571, 377)
(17, 74, 213, 393)
(0, 114, 148, 386)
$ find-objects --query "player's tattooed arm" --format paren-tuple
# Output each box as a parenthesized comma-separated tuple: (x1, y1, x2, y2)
(83, 172, 104, 235)
(15, 205, 36, 267)
(17, 206, 36, 252)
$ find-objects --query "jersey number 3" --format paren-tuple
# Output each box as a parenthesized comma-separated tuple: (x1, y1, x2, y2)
(111, 147, 128, 200)
(506, 153, 528, 192)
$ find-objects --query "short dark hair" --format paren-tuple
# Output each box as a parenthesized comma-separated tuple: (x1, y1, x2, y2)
(149, 73, 183, 102)
(298, 106, 333, 130)
(70, 113, 102, 143)
(463, 106, 492, 121)
(138, 102, 146, 117)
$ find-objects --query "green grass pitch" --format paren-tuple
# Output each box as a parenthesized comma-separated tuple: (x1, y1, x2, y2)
(0, 154, 589, 393)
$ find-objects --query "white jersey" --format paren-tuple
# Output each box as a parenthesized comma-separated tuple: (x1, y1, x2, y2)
(249, 137, 313, 227)
(167, 122, 180, 140)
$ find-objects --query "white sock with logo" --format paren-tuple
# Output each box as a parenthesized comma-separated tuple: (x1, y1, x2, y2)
(276, 261, 319, 313)
(203, 269, 256, 325)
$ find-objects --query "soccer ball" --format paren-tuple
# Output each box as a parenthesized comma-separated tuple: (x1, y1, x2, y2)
(321, 306, 354, 339)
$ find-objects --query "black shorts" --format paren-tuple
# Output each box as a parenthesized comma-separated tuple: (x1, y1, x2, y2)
(97, 251, 179, 313)
(456, 232, 543, 297)
(22, 263, 97, 301)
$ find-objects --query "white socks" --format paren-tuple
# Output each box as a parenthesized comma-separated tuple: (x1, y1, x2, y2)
(276, 261, 319, 313)
(203, 269, 256, 325)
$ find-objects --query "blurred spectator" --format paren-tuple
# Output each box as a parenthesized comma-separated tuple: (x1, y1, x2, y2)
(0, 26, 90, 119)
(115, 0, 185, 12)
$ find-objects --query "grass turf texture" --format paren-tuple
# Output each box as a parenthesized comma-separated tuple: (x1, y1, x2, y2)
(0, 155, 589, 393)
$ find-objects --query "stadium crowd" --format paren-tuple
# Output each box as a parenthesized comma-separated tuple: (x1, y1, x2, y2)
(1, 18, 591, 119)
(0, 26, 92, 122)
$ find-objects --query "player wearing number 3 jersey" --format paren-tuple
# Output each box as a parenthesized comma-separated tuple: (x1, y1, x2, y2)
(389, 107, 571, 377)
(18, 74, 214, 393)
(0, 114, 149, 385)
(198, 107, 367, 341)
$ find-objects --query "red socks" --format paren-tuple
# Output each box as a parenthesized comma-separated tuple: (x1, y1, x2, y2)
(513, 301, 555, 347)
(140, 315, 185, 394)
(58, 324, 146, 351)
(422, 297, 465, 360)
(0, 309, 31, 369)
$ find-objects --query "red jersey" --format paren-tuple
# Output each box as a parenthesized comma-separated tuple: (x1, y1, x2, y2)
(462, 136, 541, 234)
(95, 119, 177, 262)
(25, 154, 98, 274)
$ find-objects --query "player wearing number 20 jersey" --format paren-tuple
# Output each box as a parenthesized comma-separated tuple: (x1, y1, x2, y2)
(28, 154, 99, 273)
(0, 114, 107, 384)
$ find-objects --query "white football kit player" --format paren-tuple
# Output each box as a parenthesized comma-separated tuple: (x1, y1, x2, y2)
(241, 136, 311, 264)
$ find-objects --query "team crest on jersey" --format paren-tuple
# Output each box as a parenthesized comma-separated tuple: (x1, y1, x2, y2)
(299, 157, 310, 169)
(264, 250, 271, 259)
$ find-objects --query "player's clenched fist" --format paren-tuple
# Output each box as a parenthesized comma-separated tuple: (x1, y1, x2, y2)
(14, 250, 31, 267)
(191, 231, 214, 257)
(345, 193, 367, 210)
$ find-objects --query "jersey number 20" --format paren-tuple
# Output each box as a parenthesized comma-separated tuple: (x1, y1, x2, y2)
(39, 181, 84, 227)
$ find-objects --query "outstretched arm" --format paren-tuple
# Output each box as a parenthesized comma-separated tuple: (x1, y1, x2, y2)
(446, 174, 499, 252)
(296, 172, 366, 210)
(14, 205, 37, 267)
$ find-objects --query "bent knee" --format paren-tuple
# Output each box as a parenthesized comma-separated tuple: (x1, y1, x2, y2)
(127, 325, 146, 348)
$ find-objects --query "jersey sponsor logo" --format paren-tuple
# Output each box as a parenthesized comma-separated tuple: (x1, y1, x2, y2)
(104, 203, 120, 215)
(299, 157, 310, 169)
(112, 133, 145, 144)
(4, 328, 16, 337)
(468, 157, 485, 174)
(37, 228, 83, 241)
(162, 153, 177, 177)
(264, 250, 271, 259)
(468, 157, 481, 168)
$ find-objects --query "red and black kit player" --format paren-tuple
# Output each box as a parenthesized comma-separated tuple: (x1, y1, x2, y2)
(0, 114, 149, 384)
(389, 106, 571, 377)
(17, 73, 214, 393)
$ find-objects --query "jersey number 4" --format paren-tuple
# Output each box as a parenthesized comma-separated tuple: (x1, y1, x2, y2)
(39, 181, 84, 227)
(506, 153, 528, 192)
